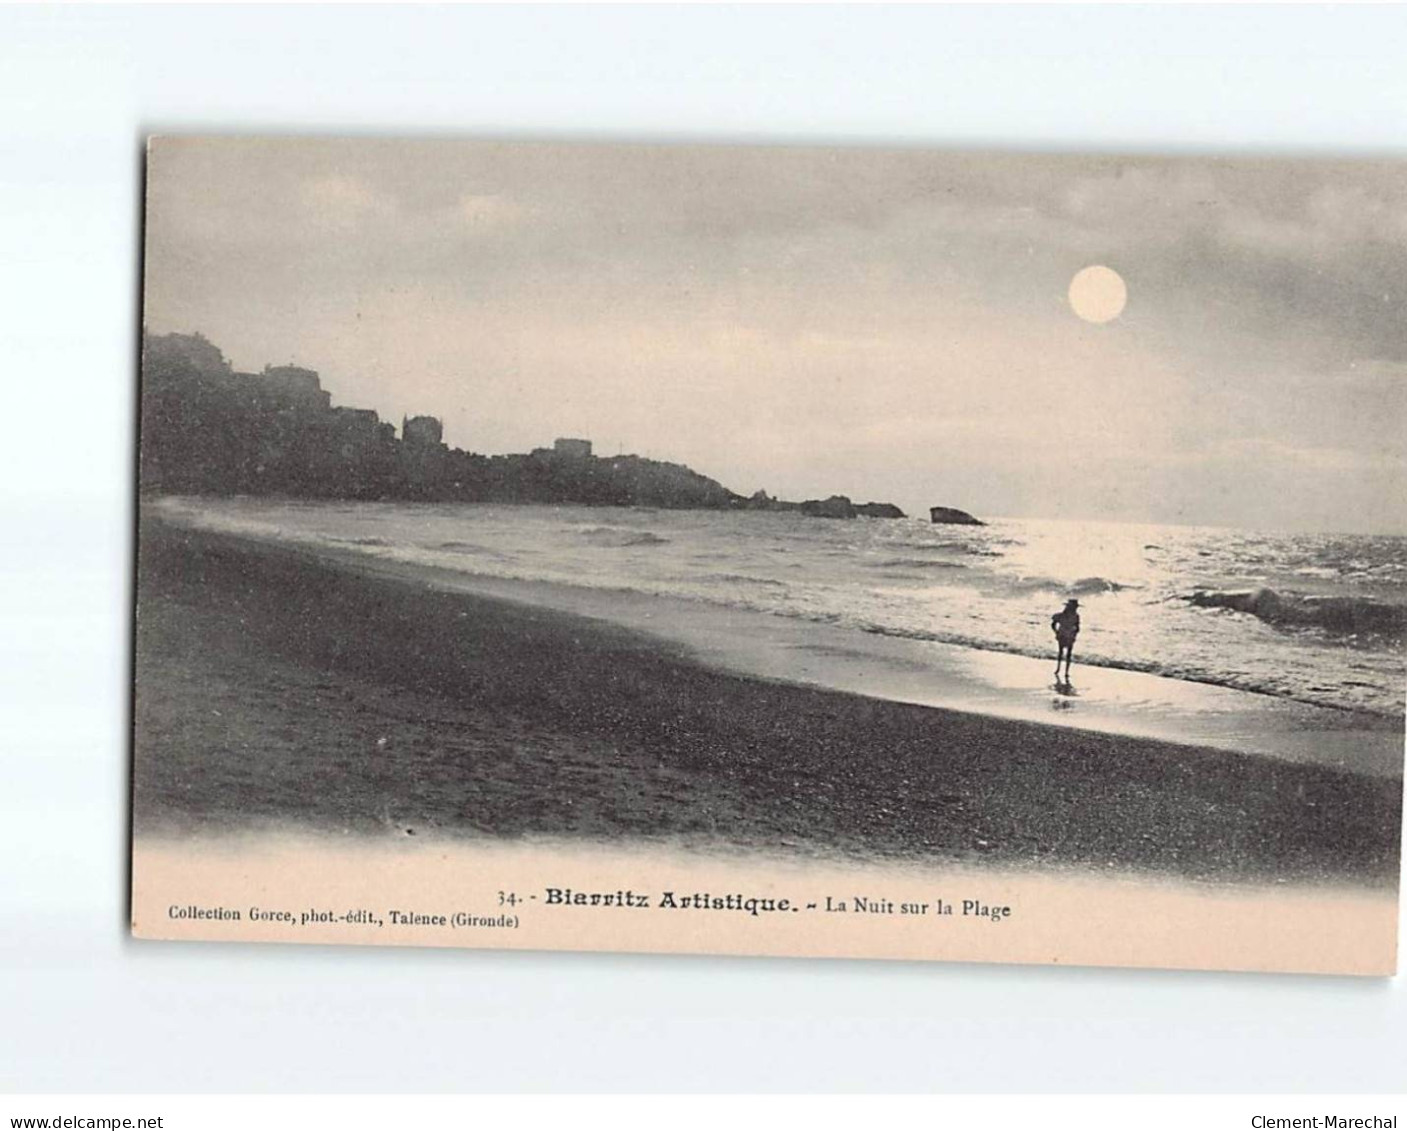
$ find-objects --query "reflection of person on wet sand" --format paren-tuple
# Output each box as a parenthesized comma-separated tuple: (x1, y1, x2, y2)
(1051, 598, 1080, 683)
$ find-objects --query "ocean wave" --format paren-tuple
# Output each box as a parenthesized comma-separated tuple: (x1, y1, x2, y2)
(578, 527, 671, 547)
(1068, 576, 1138, 595)
(1184, 587, 1407, 639)
(882, 539, 1003, 557)
(843, 617, 1399, 719)
(710, 573, 790, 589)
(432, 541, 507, 558)
(988, 574, 1135, 597)
(871, 558, 969, 571)
(329, 536, 390, 547)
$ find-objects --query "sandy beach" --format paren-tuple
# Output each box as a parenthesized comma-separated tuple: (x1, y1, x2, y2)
(132, 517, 1403, 888)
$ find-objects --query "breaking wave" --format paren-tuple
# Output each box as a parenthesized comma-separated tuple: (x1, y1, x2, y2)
(1068, 576, 1138, 595)
(991, 574, 1136, 597)
(1184, 588, 1407, 640)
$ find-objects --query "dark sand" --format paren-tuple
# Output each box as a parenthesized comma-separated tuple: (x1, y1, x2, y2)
(133, 520, 1403, 886)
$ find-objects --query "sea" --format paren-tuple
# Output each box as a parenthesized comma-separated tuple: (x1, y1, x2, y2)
(154, 497, 1407, 721)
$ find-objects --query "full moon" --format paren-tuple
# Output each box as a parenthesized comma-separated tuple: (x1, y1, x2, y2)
(1068, 265, 1127, 324)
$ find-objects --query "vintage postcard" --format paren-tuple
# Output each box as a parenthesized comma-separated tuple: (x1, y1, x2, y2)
(132, 137, 1405, 974)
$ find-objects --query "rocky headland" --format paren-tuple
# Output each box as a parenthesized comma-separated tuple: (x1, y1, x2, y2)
(140, 331, 914, 518)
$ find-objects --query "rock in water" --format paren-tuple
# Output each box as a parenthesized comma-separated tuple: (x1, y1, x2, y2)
(799, 495, 856, 519)
(855, 502, 906, 519)
(929, 505, 984, 526)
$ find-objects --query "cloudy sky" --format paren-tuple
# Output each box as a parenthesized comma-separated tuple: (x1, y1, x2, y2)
(144, 137, 1407, 533)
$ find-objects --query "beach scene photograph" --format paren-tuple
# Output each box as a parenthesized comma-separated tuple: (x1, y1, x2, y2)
(131, 137, 1405, 974)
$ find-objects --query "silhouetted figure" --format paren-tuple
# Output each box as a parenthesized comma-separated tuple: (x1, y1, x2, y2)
(1051, 598, 1080, 682)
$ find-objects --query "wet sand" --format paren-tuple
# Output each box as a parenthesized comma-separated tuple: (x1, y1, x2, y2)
(302, 547, 1403, 779)
(133, 519, 1404, 886)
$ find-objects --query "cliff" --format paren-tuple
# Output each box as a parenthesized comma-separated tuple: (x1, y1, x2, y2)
(139, 332, 740, 508)
(139, 331, 905, 517)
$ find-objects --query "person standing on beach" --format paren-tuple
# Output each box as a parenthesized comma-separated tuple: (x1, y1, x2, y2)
(1051, 598, 1080, 681)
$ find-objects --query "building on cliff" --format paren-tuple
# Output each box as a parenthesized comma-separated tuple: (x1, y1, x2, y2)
(258, 364, 332, 411)
(553, 437, 593, 459)
(398, 415, 446, 494)
(328, 408, 392, 457)
(402, 415, 444, 447)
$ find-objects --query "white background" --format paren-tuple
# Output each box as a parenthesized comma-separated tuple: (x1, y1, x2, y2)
(2, 4, 1405, 1093)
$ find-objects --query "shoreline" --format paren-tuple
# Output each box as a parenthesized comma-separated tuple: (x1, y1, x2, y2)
(133, 519, 1403, 887)
(148, 494, 1407, 726)
(149, 502, 1405, 779)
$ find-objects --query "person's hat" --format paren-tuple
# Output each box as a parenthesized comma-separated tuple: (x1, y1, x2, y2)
(1065, 598, 1079, 607)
